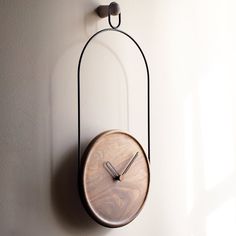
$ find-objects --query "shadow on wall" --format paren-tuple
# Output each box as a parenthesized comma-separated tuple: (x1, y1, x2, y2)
(50, 147, 109, 234)
(49, 1, 115, 233)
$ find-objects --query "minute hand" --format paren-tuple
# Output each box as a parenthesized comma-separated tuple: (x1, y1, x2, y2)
(120, 152, 139, 176)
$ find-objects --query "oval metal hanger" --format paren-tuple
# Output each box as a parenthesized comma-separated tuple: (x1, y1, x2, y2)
(77, 2, 150, 172)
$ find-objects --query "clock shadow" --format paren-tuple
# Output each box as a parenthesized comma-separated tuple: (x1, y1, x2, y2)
(50, 146, 110, 234)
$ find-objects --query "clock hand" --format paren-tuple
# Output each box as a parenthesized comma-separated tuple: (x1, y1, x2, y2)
(120, 152, 139, 177)
(104, 161, 119, 178)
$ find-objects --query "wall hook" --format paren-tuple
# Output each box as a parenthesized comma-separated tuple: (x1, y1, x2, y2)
(96, 2, 120, 18)
(96, 2, 121, 29)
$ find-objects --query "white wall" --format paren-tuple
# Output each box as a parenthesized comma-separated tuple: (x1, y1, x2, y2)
(1, 0, 236, 235)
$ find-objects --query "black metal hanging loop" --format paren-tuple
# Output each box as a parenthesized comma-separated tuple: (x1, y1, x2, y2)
(108, 2, 121, 29)
(78, 28, 150, 171)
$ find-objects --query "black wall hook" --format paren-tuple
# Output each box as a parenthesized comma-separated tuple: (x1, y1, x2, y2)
(96, 2, 120, 18)
(96, 2, 121, 29)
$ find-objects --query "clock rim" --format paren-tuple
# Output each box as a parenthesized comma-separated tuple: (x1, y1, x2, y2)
(79, 129, 150, 228)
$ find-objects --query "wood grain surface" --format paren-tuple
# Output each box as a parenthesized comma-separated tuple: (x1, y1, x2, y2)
(81, 130, 150, 227)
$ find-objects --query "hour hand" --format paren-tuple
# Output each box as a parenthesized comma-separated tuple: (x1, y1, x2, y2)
(104, 161, 119, 179)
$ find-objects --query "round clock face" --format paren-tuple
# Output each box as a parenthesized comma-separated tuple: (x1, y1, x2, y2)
(80, 130, 150, 228)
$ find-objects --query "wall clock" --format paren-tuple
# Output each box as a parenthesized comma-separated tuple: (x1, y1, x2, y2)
(80, 130, 150, 227)
(77, 2, 150, 228)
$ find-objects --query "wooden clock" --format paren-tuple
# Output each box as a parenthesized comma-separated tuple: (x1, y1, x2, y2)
(80, 130, 150, 228)
(77, 2, 151, 228)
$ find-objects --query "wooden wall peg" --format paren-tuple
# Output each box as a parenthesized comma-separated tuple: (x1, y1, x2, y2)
(96, 2, 121, 18)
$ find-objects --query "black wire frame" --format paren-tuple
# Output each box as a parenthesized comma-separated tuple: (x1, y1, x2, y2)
(77, 28, 151, 172)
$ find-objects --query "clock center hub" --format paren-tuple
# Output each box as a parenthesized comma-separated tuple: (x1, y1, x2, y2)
(116, 175, 124, 182)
